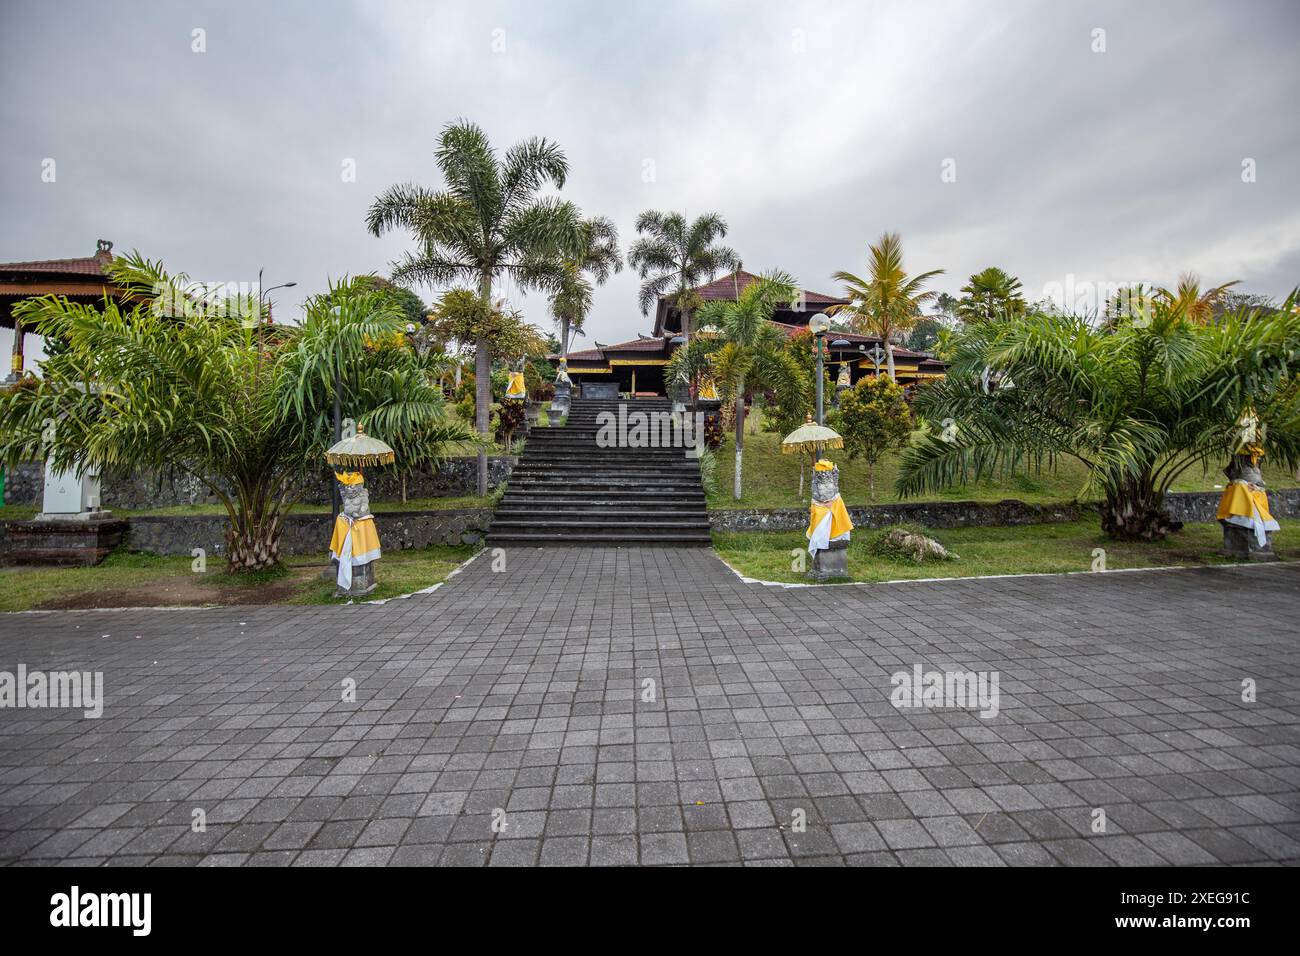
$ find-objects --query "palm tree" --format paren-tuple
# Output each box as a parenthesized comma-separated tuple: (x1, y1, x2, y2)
(551, 216, 623, 358)
(691, 271, 806, 500)
(628, 211, 738, 340)
(366, 119, 586, 495)
(898, 292, 1300, 540)
(956, 267, 1026, 322)
(1157, 272, 1241, 324)
(0, 254, 477, 570)
(829, 232, 944, 381)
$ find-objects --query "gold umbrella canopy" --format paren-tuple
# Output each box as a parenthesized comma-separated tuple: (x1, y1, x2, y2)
(324, 428, 396, 468)
(781, 418, 844, 455)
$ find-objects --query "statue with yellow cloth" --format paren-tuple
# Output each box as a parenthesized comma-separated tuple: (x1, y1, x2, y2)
(1217, 409, 1278, 560)
(329, 471, 382, 596)
(807, 459, 853, 580)
(324, 427, 395, 598)
(834, 362, 852, 407)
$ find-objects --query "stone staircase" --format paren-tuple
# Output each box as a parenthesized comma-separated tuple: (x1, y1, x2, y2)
(489, 397, 712, 546)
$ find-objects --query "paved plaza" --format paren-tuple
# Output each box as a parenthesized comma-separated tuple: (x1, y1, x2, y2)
(1, 548, 1298, 867)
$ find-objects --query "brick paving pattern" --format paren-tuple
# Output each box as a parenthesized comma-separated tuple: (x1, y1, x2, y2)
(1, 548, 1298, 866)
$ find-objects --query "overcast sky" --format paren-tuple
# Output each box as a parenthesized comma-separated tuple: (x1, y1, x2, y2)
(3, 0, 1298, 363)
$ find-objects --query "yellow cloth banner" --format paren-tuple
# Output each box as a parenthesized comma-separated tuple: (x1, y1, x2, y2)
(699, 379, 719, 400)
(1216, 482, 1274, 523)
(505, 372, 527, 399)
(330, 514, 382, 561)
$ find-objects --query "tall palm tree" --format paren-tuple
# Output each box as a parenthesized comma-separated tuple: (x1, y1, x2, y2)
(1157, 272, 1241, 325)
(693, 271, 806, 500)
(956, 266, 1026, 322)
(366, 119, 585, 495)
(628, 211, 738, 340)
(829, 232, 944, 381)
(551, 216, 623, 358)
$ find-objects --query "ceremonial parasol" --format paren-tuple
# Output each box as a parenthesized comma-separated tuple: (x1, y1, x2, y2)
(325, 427, 396, 468)
(783, 416, 843, 498)
(781, 416, 843, 455)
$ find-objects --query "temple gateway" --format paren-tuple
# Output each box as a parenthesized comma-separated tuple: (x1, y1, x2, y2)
(552, 270, 948, 397)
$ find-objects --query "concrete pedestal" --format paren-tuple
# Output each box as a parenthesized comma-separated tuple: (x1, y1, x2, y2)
(1220, 520, 1276, 561)
(334, 560, 378, 598)
(809, 538, 849, 581)
(2, 518, 128, 566)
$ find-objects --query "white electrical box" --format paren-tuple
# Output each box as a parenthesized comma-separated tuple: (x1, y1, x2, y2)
(39, 461, 104, 518)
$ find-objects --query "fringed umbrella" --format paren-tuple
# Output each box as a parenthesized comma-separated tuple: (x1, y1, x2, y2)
(783, 417, 843, 499)
(325, 428, 396, 468)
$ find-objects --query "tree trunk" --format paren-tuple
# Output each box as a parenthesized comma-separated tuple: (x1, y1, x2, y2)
(1098, 478, 1182, 541)
(733, 383, 745, 501)
(868, 461, 876, 499)
(560, 315, 571, 358)
(476, 270, 493, 497)
(885, 341, 897, 382)
(225, 510, 283, 572)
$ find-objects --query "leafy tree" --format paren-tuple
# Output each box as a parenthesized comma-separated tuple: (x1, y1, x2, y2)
(956, 267, 1026, 323)
(934, 292, 960, 321)
(0, 254, 477, 570)
(694, 271, 806, 499)
(829, 232, 944, 381)
(829, 375, 913, 498)
(628, 211, 738, 339)
(905, 316, 946, 352)
(897, 293, 1300, 540)
(551, 216, 622, 358)
(366, 119, 585, 495)
(427, 289, 548, 364)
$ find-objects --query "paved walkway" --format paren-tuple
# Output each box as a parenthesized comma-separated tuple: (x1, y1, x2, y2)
(1, 549, 1298, 866)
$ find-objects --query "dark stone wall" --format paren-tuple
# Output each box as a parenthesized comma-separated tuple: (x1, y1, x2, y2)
(2, 457, 515, 510)
(123, 508, 494, 557)
(708, 489, 1300, 533)
(2, 462, 43, 506)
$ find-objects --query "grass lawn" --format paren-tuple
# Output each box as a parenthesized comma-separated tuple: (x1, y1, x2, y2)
(709, 418, 1300, 510)
(712, 518, 1300, 585)
(0, 545, 478, 612)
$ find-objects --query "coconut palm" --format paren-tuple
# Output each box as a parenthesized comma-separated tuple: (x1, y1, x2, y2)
(0, 254, 477, 570)
(956, 267, 1027, 323)
(628, 211, 738, 339)
(691, 271, 807, 500)
(551, 216, 623, 358)
(366, 119, 586, 495)
(897, 292, 1300, 540)
(1157, 272, 1241, 325)
(829, 232, 944, 381)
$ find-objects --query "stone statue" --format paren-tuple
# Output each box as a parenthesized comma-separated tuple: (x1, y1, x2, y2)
(1217, 452, 1278, 560)
(807, 459, 853, 580)
(330, 471, 382, 596)
(834, 362, 852, 407)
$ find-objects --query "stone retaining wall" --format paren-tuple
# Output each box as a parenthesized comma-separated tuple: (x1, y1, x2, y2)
(123, 509, 493, 557)
(2, 457, 515, 509)
(709, 489, 1300, 533)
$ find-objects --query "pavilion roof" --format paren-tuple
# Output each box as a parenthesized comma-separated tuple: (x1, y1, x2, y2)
(0, 240, 115, 279)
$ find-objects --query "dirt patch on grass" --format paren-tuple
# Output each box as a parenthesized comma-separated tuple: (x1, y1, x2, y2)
(36, 567, 323, 609)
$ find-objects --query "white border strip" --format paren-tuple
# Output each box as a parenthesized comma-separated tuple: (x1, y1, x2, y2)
(712, 550, 1294, 590)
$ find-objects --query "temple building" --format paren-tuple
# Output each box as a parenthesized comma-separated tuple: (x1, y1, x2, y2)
(554, 270, 948, 397)
(0, 240, 121, 382)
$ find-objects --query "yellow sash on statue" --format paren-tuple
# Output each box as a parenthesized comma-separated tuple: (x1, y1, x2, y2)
(1216, 482, 1274, 524)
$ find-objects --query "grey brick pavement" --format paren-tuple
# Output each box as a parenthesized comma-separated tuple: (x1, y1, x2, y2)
(1, 548, 1298, 866)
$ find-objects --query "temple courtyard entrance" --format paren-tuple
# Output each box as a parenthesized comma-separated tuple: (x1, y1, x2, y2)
(1, 548, 1297, 866)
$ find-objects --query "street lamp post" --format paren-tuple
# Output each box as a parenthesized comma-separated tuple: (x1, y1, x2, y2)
(809, 313, 830, 426)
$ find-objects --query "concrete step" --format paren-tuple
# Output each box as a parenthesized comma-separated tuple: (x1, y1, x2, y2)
(488, 531, 713, 546)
